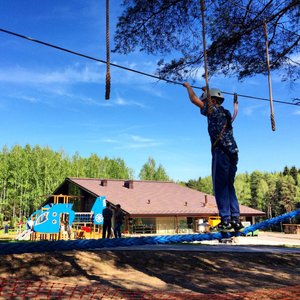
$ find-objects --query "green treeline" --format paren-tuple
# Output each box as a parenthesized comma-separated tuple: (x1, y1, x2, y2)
(0, 144, 134, 224)
(185, 166, 300, 221)
(0, 145, 299, 226)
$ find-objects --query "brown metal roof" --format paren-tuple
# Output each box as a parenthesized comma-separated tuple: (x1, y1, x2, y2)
(67, 177, 265, 217)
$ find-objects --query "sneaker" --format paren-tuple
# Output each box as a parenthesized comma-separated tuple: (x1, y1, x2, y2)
(217, 221, 233, 232)
(231, 219, 244, 231)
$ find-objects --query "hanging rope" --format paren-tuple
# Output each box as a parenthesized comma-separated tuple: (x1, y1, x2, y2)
(263, 20, 276, 131)
(200, 0, 212, 115)
(105, 0, 111, 100)
(1, 208, 299, 255)
(232, 93, 238, 122)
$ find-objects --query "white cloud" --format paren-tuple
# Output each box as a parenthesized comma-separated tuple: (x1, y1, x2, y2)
(101, 138, 119, 144)
(13, 95, 39, 103)
(118, 134, 163, 149)
(99, 133, 164, 149)
(114, 96, 148, 108)
(5, 83, 148, 109)
(0, 59, 165, 89)
(293, 109, 300, 115)
(109, 59, 161, 85)
(130, 135, 155, 143)
(0, 59, 169, 108)
(0, 63, 103, 85)
(119, 142, 161, 149)
(243, 106, 256, 116)
(242, 103, 266, 116)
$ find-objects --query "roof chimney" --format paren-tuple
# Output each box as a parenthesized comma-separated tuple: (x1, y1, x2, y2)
(100, 179, 108, 187)
(124, 180, 134, 189)
(203, 195, 208, 207)
(184, 201, 188, 206)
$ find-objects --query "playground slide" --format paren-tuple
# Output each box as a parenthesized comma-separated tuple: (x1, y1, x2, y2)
(16, 229, 32, 241)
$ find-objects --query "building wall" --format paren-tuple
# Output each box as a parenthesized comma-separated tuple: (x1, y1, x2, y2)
(156, 216, 192, 234)
(156, 217, 176, 234)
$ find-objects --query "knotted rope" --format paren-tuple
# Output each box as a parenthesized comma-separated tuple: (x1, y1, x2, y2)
(200, 0, 212, 115)
(105, 0, 111, 100)
(263, 20, 276, 131)
(232, 93, 238, 122)
(1, 209, 299, 255)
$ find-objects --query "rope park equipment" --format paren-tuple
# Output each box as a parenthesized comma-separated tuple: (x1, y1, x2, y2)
(263, 20, 276, 131)
(200, 0, 239, 123)
(105, 0, 110, 100)
(199, 0, 276, 130)
(1, 208, 299, 255)
(200, 0, 241, 123)
(0, 28, 299, 108)
(200, 0, 213, 116)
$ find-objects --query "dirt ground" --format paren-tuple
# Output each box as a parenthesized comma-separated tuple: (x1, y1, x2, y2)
(1, 249, 300, 296)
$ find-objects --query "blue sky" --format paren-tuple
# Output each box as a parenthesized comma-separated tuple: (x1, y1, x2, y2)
(0, 0, 299, 182)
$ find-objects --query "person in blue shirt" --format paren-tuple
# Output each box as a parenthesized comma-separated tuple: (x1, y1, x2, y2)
(183, 83, 243, 231)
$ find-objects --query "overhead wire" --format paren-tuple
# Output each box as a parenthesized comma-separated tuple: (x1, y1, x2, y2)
(0, 27, 299, 107)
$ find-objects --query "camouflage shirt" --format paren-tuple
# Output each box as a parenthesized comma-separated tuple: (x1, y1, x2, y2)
(201, 101, 238, 154)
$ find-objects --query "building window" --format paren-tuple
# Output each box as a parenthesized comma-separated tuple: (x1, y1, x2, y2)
(130, 218, 156, 234)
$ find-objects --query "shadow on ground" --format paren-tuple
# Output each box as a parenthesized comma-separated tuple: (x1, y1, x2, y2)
(0, 248, 299, 297)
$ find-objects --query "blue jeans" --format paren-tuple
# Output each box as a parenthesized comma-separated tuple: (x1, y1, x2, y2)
(114, 223, 122, 238)
(212, 147, 240, 222)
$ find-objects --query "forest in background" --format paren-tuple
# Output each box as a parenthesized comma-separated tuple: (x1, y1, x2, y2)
(185, 167, 300, 222)
(0, 145, 299, 226)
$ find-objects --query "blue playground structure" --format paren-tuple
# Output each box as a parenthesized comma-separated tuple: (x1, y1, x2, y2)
(16, 195, 106, 241)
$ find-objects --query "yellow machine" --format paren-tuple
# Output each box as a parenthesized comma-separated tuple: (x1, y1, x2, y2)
(208, 216, 221, 229)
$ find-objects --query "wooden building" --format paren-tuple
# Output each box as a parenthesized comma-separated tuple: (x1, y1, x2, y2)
(51, 177, 265, 235)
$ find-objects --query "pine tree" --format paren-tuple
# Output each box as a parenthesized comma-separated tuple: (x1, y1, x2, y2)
(114, 0, 300, 82)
